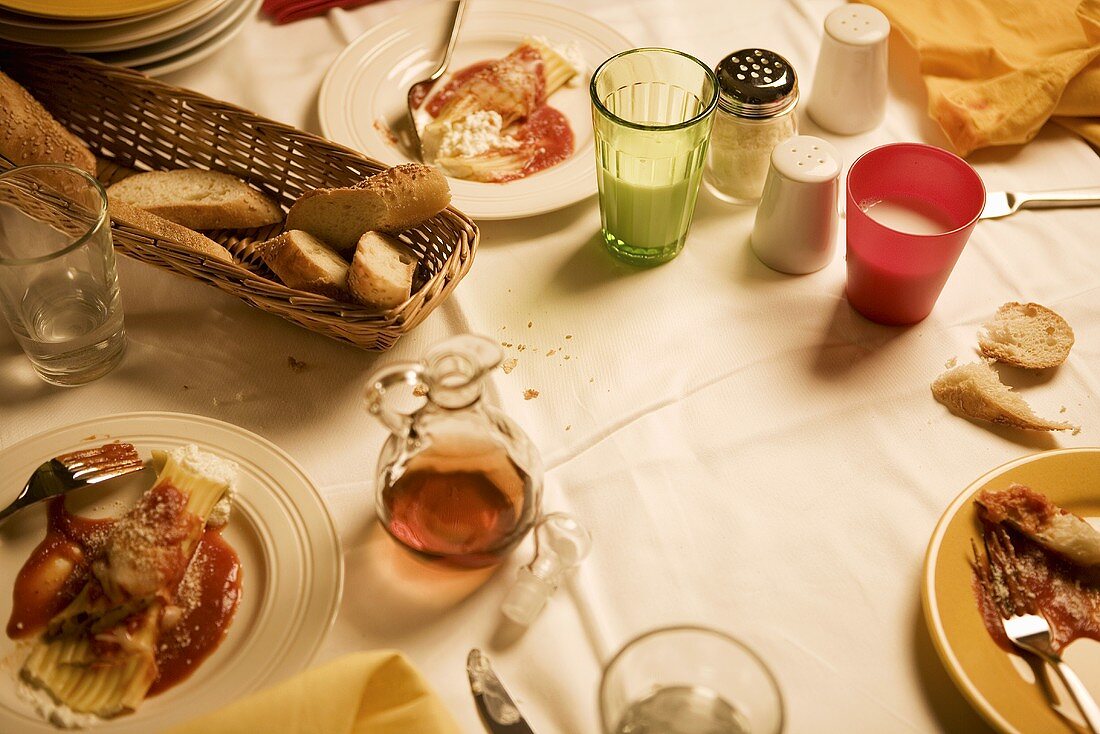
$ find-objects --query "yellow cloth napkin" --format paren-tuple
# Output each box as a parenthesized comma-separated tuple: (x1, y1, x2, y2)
(165, 651, 462, 734)
(863, 0, 1100, 155)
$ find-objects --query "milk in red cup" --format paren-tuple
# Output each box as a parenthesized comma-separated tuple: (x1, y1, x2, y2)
(845, 143, 985, 325)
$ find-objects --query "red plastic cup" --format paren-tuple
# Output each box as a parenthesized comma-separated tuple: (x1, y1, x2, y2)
(845, 143, 985, 325)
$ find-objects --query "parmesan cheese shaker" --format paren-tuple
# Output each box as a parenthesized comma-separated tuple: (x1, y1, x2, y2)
(704, 49, 799, 206)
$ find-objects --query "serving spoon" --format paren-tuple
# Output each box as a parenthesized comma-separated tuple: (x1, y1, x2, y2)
(407, 0, 470, 160)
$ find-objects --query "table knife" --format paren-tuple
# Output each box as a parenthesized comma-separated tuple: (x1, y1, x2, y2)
(980, 187, 1100, 220)
(467, 649, 536, 734)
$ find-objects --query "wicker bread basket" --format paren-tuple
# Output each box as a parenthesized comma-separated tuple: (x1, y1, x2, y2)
(0, 41, 478, 351)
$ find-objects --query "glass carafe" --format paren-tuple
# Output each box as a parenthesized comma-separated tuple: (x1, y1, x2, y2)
(365, 334, 543, 568)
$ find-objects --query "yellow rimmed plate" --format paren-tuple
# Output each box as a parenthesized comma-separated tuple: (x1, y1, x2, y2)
(0, 0, 188, 20)
(0, 412, 343, 732)
(923, 448, 1100, 734)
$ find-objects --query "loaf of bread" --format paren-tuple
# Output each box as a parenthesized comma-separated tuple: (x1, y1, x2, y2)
(254, 230, 349, 299)
(0, 71, 95, 173)
(931, 361, 1077, 432)
(347, 232, 417, 309)
(108, 169, 283, 230)
(285, 164, 450, 253)
(979, 301, 1074, 369)
(108, 198, 233, 264)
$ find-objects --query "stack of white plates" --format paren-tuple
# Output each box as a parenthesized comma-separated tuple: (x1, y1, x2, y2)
(0, 0, 260, 76)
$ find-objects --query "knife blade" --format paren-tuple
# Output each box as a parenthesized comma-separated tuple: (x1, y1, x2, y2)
(467, 649, 536, 734)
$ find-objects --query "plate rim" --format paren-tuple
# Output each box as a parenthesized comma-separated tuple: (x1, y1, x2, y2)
(318, 0, 634, 221)
(921, 447, 1100, 734)
(0, 410, 345, 731)
(0, 0, 186, 21)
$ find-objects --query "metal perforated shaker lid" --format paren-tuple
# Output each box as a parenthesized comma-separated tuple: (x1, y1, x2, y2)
(715, 49, 798, 118)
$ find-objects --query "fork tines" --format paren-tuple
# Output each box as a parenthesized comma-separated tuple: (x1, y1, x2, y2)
(56, 442, 143, 483)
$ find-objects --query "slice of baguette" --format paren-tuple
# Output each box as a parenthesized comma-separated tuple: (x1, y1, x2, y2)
(346, 232, 417, 309)
(254, 229, 348, 299)
(978, 301, 1074, 369)
(285, 164, 450, 253)
(108, 198, 233, 264)
(0, 71, 95, 174)
(931, 361, 1077, 432)
(108, 170, 283, 230)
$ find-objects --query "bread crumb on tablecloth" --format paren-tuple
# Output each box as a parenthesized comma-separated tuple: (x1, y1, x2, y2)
(502, 358, 518, 374)
(944, 356, 957, 369)
(524, 389, 539, 400)
(287, 356, 307, 372)
(546, 349, 557, 356)
(413, 384, 429, 397)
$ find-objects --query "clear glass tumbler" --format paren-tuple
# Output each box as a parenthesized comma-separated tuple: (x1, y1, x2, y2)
(600, 626, 784, 734)
(0, 164, 125, 385)
(591, 48, 719, 266)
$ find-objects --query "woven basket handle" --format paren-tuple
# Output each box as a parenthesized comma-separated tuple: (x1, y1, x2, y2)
(364, 363, 425, 437)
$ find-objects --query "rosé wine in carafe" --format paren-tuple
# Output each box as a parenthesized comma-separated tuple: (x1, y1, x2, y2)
(365, 335, 542, 568)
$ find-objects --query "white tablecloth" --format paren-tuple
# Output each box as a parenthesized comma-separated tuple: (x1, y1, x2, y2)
(3, 1, 1100, 732)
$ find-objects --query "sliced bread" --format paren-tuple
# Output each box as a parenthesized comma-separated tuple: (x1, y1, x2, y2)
(346, 231, 417, 309)
(0, 71, 95, 174)
(254, 229, 348, 299)
(931, 361, 1077, 432)
(108, 198, 233, 264)
(108, 169, 283, 230)
(285, 164, 450, 253)
(979, 301, 1074, 369)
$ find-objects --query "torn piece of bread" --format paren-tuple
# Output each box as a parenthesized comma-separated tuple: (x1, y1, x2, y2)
(255, 229, 348, 299)
(107, 169, 283, 230)
(0, 71, 95, 174)
(979, 301, 1074, 369)
(346, 231, 417, 310)
(108, 198, 233, 264)
(285, 164, 450, 253)
(931, 361, 1078, 432)
(976, 484, 1100, 566)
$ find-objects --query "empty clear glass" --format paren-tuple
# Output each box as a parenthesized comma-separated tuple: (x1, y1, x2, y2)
(0, 164, 125, 386)
(600, 626, 784, 734)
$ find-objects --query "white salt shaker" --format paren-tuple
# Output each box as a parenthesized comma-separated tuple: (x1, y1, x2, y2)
(751, 135, 841, 274)
(807, 4, 890, 135)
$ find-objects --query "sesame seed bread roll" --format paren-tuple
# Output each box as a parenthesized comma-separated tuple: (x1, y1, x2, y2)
(107, 169, 283, 230)
(108, 198, 233, 264)
(285, 164, 450, 254)
(0, 70, 95, 174)
(254, 229, 349, 300)
(346, 231, 417, 310)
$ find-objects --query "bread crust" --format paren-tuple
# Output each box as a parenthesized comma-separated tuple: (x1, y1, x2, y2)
(108, 170, 283, 230)
(108, 198, 233, 264)
(285, 164, 450, 252)
(254, 230, 349, 299)
(931, 361, 1077, 432)
(978, 301, 1074, 369)
(0, 71, 95, 173)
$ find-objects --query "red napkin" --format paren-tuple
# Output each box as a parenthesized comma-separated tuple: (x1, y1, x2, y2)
(261, 0, 384, 24)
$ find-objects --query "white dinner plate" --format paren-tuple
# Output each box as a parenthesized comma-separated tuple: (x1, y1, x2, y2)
(90, 0, 256, 69)
(0, 412, 343, 733)
(319, 0, 633, 220)
(0, 0, 229, 52)
(137, 0, 257, 76)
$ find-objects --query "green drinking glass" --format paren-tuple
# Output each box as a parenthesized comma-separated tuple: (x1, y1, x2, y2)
(591, 48, 719, 266)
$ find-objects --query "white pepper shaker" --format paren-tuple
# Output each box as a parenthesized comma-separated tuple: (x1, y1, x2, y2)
(807, 4, 890, 135)
(704, 49, 799, 205)
(751, 135, 841, 274)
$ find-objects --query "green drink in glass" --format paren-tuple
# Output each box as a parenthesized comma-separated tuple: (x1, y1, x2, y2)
(591, 48, 719, 266)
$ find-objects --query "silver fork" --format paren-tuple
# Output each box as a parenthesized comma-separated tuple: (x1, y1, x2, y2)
(0, 443, 144, 524)
(983, 526, 1100, 733)
(405, 0, 469, 160)
(980, 187, 1100, 220)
